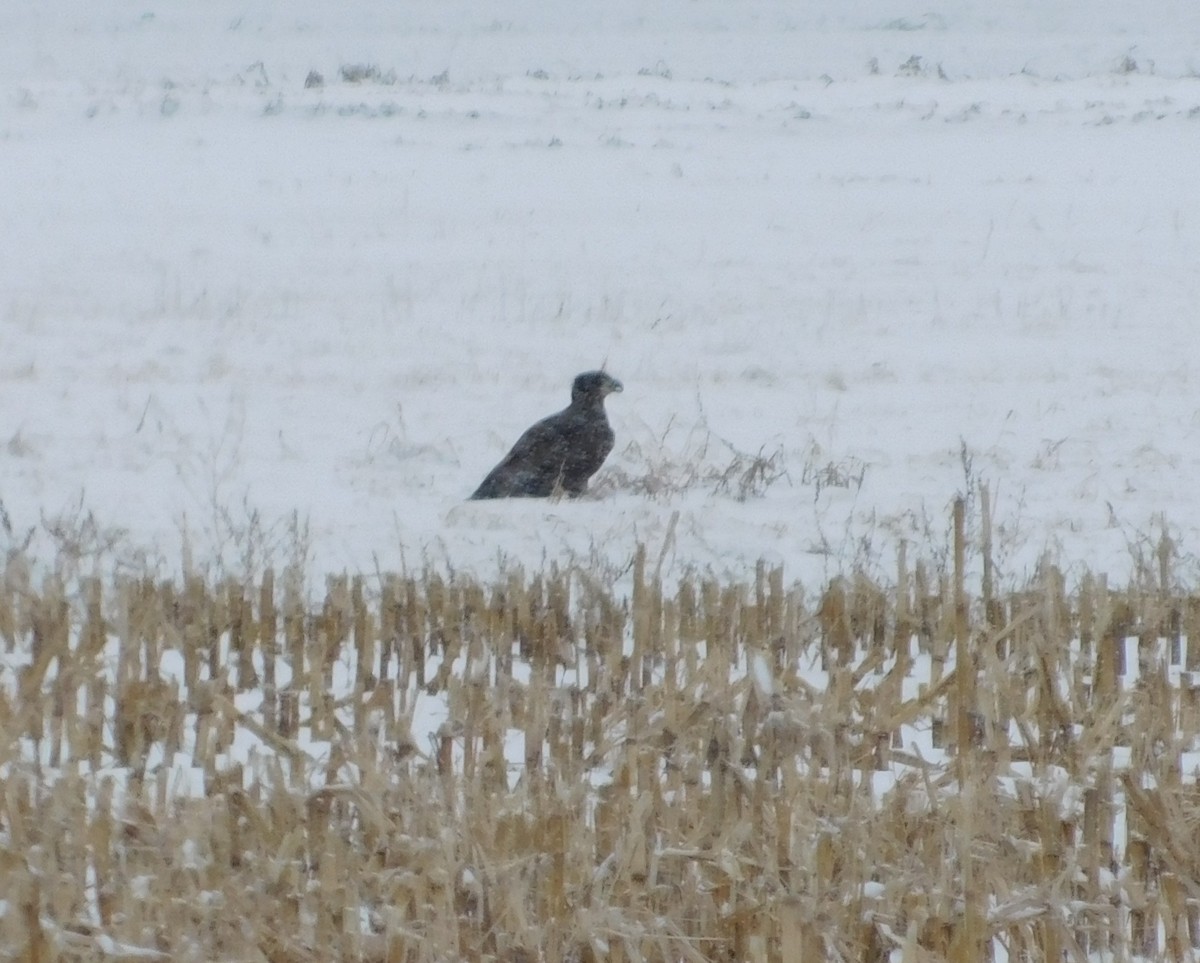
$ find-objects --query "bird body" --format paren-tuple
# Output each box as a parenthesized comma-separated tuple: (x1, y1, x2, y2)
(470, 371, 623, 499)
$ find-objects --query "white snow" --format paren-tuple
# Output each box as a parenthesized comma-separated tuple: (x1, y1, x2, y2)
(4, 1, 1200, 586)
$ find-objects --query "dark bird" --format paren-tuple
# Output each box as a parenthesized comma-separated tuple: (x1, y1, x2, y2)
(470, 371, 623, 499)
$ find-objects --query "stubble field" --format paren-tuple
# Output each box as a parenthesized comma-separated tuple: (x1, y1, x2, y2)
(5, 1, 1200, 960)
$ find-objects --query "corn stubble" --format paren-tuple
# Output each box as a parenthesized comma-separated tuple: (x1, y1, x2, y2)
(3, 507, 1200, 961)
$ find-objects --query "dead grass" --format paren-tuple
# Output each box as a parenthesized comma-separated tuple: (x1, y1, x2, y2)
(2, 502, 1200, 961)
(595, 421, 789, 500)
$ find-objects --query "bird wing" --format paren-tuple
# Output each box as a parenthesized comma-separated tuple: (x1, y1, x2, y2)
(470, 412, 571, 498)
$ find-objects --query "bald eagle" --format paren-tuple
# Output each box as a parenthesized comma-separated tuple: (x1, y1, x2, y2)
(469, 371, 623, 499)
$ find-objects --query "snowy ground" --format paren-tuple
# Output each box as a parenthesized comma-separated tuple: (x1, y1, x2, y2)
(4, 0, 1200, 587)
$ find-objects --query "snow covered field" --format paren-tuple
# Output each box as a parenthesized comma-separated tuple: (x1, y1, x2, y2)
(4, 0, 1200, 586)
(6, 7, 1200, 958)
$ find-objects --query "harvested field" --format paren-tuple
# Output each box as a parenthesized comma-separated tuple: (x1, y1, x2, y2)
(3, 500, 1200, 962)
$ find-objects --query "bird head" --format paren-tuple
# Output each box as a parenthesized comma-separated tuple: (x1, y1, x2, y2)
(571, 370, 623, 404)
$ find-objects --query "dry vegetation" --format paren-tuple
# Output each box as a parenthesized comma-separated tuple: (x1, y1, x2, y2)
(3, 499, 1200, 962)
(594, 424, 790, 501)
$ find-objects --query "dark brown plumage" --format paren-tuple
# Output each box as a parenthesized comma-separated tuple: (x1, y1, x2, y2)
(469, 371, 623, 499)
